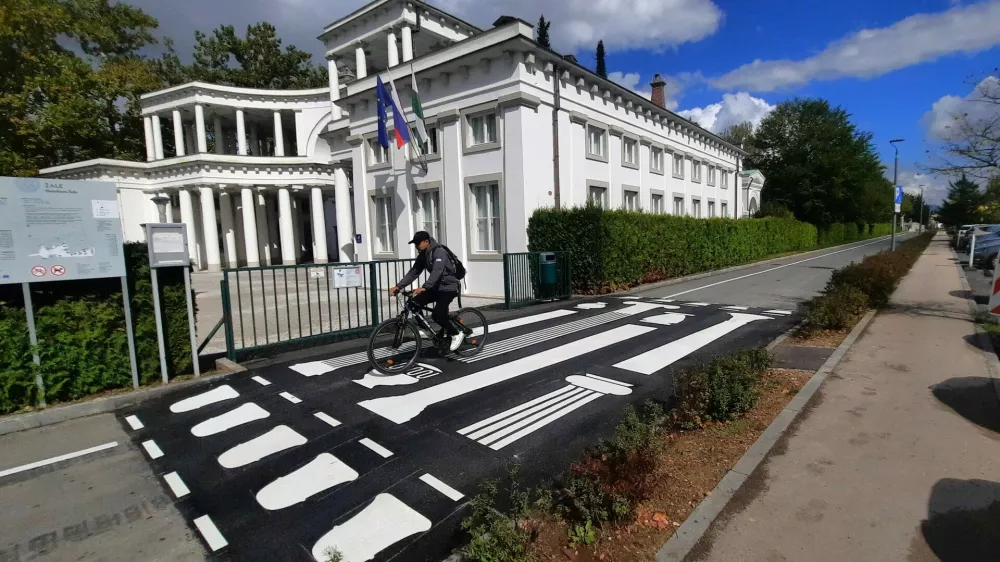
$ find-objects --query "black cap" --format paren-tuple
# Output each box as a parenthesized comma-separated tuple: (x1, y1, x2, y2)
(408, 231, 431, 245)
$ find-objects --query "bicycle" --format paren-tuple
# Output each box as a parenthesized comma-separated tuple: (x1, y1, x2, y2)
(367, 290, 488, 375)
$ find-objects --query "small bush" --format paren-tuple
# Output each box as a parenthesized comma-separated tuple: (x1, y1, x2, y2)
(825, 231, 935, 309)
(804, 284, 869, 333)
(673, 348, 772, 429)
(567, 520, 597, 547)
(462, 464, 534, 562)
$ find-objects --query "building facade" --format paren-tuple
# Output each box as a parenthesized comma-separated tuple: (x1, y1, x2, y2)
(39, 0, 759, 297)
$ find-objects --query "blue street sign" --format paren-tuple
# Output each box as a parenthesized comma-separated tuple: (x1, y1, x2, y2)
(895, 185, 904, 204)
(355, 234, 362, 244)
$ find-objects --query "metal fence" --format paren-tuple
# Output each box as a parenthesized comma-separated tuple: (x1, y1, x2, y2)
(502, 252, 572, 309)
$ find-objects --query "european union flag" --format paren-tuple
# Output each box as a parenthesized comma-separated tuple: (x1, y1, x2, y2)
(375, 76, 391, 149)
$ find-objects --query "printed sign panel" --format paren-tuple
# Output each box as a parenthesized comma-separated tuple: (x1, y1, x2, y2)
(0, 177, 125, 284)
(146, 223, 189, 268)
(333, 266, 364, 288)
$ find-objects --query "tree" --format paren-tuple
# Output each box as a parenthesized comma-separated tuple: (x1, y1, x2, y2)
(595, 40, 607, 78)
(720, 121, 755, 149)
(936, 174, 984, 227)
(928, 73, 1000, 182)
(748, 98, 888, 226)
(536, 15, 551, 49)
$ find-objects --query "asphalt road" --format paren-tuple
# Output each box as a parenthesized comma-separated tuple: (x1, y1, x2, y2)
(0, 235, 911, 562)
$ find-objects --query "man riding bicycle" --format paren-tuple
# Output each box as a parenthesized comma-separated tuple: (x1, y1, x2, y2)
(390, 231, 464, 351)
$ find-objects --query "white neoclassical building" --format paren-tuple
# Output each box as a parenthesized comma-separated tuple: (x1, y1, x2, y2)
(39, 0, 759, 297)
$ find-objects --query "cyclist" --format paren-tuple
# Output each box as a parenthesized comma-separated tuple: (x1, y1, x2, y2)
(390, 231, 464, 351)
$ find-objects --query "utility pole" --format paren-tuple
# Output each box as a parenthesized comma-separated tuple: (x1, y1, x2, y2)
(890, 138, 904, 250)
(918, 184, 925, 234)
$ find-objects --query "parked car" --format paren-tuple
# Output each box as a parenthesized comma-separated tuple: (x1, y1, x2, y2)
(960, 225, 1000, 250)
(972, 238, 1000, 265)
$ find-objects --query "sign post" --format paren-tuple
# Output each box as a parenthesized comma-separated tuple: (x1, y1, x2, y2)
(892, 185, 903, 251)
(0, 177, 135, 406)
(145, 222, 200, 381)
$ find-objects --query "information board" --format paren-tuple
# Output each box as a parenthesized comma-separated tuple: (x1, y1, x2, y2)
(333, 266, 364, 288)
(145, 223, 190, 268)
(0, 177, 125, 284)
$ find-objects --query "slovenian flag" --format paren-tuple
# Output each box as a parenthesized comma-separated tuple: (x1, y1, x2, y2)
(410, 69, 428, 153)
(384, 69, 412, 149)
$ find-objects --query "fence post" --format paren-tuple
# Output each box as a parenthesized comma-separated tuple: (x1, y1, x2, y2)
(502, 253, 511, 309)
(369, 262, 380, 325)
(220, 276, 236, 361)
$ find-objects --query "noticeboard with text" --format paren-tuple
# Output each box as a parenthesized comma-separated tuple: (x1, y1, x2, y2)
(0, 177, 125, 284)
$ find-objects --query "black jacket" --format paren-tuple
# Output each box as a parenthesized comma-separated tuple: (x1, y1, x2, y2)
(395, 238, 460, 293)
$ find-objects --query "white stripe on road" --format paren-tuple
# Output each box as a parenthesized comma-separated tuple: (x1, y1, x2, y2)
(311, 494, 431, 562)
(489, 393, 604, 450)
(359, 438, 393, 458)
(141, 440, 163, 459)
(614, 313, 771, 375)
(217, 426, 307, 469)
(313, 412, 342, 428)
(683, 302, 711, 307)
(763, 309, 793, 315)
(419, 474, 464, 501)
(720, 305, 749, 311)
(252, 376, 271, 386)
(125, 415, 144, 430)
(163, 471, 190, 498)
(279, 392, 302, 404)
(193, 515, 228, 551)
(360, 324, 656, 424)
(170, 385, 239, 413)
(0, 442, 118, 479)
(191, 403, 270, 437)
(256, 453, 359, 510)
(458, 386, 578, 436)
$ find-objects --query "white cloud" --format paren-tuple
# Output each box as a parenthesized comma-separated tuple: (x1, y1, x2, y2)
(711, 1, 1000, 92)
(677, 92, 775, 133)
(894, 170, 950, 206)
(923, 76, 1000, 141)
(606, 71, 686, 109)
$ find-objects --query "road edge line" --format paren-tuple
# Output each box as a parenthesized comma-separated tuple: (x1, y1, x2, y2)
(654, 307, 878, 562)
(950, 245, 1000, 404)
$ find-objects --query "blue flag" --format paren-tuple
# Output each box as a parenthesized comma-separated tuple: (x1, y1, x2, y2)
(375, 76, 391, 149)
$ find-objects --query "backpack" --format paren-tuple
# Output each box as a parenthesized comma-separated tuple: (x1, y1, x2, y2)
(440, 244, 466, 280)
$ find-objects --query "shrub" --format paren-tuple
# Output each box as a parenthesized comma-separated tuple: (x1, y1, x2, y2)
(462, 464, 534, 562)
(673, 348, 772, 429)
(804, 284, 869, 333)
(826, 231, 935, 309)
(567, 520, 597, 547)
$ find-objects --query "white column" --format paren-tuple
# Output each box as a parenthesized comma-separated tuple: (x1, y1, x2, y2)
(401, 26, 413, 63)
(267, 194, 282, 263)
(328, 60, 342, 120)
(172, 109, 185, 157)
(355, 45, 367, 79)
(387, 31, 399, 68)
(277, 188, 296, 265)
(199, 187, 221, 271)
(219, 191, 238, 268)
(143, 117, 155, 161)
(334, 166, 354, 262)
(240, 188, 260, 267)
(152, 115, 164, 160)
(195, 105, 207, 153)
(273, 111, 285, 157)
(250, 123, 259, 156)
(310, 187, 329, 264)
(255, 190, 272, 266)
(236, 109, 247, 156)
(178, 189, 198, 265)
(291, 194, 303, 261)
(214, 116, 225, 155)
(163, 193, 174, 223)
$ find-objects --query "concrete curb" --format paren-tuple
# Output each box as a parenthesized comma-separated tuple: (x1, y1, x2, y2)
(654, 307, 878, 562)
(950, 247, 1000, 404)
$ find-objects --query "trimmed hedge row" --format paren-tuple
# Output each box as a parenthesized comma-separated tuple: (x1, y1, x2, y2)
(0, 243, 195, 414)
(817, 222, 893, 246)
(527, 205, 892, 294)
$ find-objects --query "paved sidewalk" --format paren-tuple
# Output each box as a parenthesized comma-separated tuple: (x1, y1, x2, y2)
(690, 234, 1000, 562)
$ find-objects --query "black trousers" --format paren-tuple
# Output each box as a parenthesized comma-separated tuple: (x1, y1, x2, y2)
(412, 290, 459, 336)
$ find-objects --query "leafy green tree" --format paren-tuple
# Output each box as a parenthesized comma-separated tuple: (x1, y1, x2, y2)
(749, 98, 887, 226)
(596, 40, 607, 78)
(936, 174, 983, 227)
(536, 15, 551, 48)
(720, 121, 755, 149)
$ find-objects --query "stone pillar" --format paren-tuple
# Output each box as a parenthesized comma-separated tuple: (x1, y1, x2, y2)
(255, 189, 272, 266)
(240, 187, 260, 267)
(172, 110, 185, 157)
(273, 111, 285, 157)
(236, 109, 247, 156)
(199, 187, 221, 272)
(178, 189, 198, 265)
(310, 187, 329, 264)
(162, 192, 174, 223)
(233, 195, 246, 265)
(219, 191, 238, 268)
(214, 116, 225, 155)
(195, 104, 207, 153)
(355, 45, 367, 79)
(328, 59, 342, 120)
(143, 117, 155, 161)
(266, 194, 282, 263)
(277, 188, 296, 265)
(152, 115, 164, 160)
(401, 25, 413, 63)
(387, 31, 399, 67)
(334, 166, 354, 262)
(291, 194, 303, 261)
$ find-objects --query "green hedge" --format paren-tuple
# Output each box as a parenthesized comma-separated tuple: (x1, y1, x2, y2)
(0, 243, 195, 414)
(817, 222, 892, 246)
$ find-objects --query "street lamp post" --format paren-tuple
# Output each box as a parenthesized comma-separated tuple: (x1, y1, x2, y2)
(917, 184, 926, 234)
(890, 138, 904, 250)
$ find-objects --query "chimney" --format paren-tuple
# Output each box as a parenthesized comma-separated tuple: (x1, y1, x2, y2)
(650, 73, 667, 108)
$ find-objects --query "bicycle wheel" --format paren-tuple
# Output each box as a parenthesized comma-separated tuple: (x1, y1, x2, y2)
(368, 319, 421, 375)
(451, 307, 488, 357)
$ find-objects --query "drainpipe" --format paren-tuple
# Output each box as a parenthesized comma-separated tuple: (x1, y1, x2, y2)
(552, 63, 562, 210)
(734, 156, 740, 219)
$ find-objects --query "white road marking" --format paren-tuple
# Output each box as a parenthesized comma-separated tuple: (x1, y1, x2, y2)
(641, 312, 691, 326)
(565, 374, 633, 395)
(721, 305, 749, 311)
(353, 372, 420, 388)
(489, 392, 604, 450)
(279, 392, 302, 404)
(614, 313, 771, 375)
(618, 296, 643, 300)
(311, 494, 431, 562)
(478, 390, 598, 445)
(419, 474, 464, 501)
(125, 415, 144, 430)
(141, 440, 163, 460)
(169, 385, 239, 413)
(584, 373, 633, 386)
(193, 515, 228, 551)
(465, 388, 590, 441)
(0, 442, 118, 479)
(313, 412, 342, 428)
(360, 324, 656, 424)
(683, 302, 711, 307)
(763, 309, 793, 315)
(657, 236, 892, 299)
(458, 386, 578, 436)
(289, 309, 579, 377)
(359, 438, 393, 458)
(163, 471, 190, 498)
(252, 376, 271, 386)
(575, 302, 607, 309)
(217, 426, 307, 469)
(256, 453, 359, 510)
(191, 403, 269, 437)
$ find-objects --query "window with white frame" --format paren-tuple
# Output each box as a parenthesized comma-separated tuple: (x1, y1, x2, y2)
(708, 200, 716, 217)
(721, 170, 729, 188)
(368, 138, 389, 167)
(721, 201, 729, 217)
(673, 196, 684, 215)
(651, 194, 664, 214)
(672, 153, 684, 178)
(588, 185, 609, 207)
(708, 165, 717, 186)
(692, 161, 702, 183)
(623, 190, 639, 211)
(692, 199, 702, 218)
(587, 126, 607, 159)
(373, 195, 395, 254)
(651, 148, 664, 173)
(467, 111, 497, 146)
(411, 125, 439, 157)
(622, 137, 638, 167)
(471, 181, 501, 253)
(415, 189, 440, 239)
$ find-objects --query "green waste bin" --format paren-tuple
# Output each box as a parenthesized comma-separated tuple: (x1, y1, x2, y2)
(539, 252, 558, 298)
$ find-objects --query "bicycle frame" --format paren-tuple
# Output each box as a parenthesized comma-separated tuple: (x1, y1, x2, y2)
(391, 295, 438, 348)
